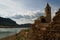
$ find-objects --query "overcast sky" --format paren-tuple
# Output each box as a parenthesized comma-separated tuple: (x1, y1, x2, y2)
(0, 0, 60, 24)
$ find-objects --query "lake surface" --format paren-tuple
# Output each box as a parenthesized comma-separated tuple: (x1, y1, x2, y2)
(0, 28, 28, 38)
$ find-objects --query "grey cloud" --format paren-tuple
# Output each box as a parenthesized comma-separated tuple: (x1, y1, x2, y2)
(0, 4, 8, 9)
(11, 15, 34, 19)
(11, 12, 44, 19)
(35, 12, 44, 17)
(11, 15, 24, 19)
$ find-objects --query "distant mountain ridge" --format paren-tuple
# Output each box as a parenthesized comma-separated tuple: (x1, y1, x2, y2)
(0, 17, 32, 28)
(18, 23, 32, 28)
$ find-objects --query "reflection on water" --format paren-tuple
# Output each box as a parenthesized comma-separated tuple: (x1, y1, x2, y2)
(0, 28, 28, 38)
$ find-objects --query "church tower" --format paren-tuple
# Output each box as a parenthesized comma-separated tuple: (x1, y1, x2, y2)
(45, 3, 51, 23)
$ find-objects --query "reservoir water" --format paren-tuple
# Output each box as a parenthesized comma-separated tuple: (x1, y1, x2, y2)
(0, 28, 28, 38)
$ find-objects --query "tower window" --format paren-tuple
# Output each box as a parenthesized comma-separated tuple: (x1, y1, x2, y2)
(47, 8, 49, 11)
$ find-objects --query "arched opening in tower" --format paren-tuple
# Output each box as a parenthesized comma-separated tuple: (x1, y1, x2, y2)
(41, 18, 46, 23)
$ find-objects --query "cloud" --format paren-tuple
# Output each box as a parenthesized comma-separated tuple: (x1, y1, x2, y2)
(15, 18, 34, 24)
(11, 10, 44, 19)
(0, 0, 26, 17)
(11, 10, 44, 24)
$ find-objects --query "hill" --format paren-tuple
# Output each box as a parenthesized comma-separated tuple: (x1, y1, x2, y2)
(0, 17, 17, 26)
(0, 17, 32, 28)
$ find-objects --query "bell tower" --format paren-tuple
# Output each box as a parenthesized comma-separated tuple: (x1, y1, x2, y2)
(45, 3, 51, 23)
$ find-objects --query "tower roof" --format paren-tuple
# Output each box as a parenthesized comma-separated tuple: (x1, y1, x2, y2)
(46, 3, 50, 8)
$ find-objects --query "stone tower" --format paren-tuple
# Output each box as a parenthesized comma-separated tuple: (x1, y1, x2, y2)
(45, 3, 51, 23)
